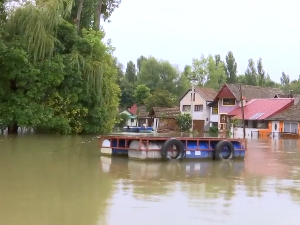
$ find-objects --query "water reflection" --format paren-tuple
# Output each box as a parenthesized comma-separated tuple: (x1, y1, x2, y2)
(1, 135, 300, 225)
(0, 135, 113, 225)
(100, 139, 300, 225)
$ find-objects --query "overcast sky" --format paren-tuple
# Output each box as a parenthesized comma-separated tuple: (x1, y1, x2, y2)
(103, 0, 300, 82)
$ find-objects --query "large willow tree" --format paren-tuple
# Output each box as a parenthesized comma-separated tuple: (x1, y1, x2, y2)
(0, 0, 121, 134)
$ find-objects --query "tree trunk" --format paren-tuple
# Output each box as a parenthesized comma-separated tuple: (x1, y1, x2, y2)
(75, 0, 85, 32)
(94, 0, 103, 30)
(8, 122, 18, 134)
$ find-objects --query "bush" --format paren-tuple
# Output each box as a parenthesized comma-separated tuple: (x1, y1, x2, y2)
(175, 113, 192, 132)
(115, 113, 129, 128)
(209, 126, 218, 134)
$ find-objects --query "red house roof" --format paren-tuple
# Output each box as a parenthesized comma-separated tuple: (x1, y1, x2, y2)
(129, 104, 137, 115)
(227, 99, 294, 120)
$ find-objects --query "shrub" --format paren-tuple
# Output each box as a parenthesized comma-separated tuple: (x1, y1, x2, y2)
(175, 113, 192, 132)
(209, 126, 218, 134)
(115, 113, 129, 128)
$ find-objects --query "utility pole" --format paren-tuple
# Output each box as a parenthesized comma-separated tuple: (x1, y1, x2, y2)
(190, 78, 197, 132)
(238, 83, 246, 139)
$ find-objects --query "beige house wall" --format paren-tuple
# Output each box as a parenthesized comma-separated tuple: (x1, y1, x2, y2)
(180, 91, 210, 121)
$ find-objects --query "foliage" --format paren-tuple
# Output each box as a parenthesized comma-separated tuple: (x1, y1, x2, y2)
(230, 118, 239, 127)
(0, 0, 121, 134)
(245, 58, 258, 86)
(120, 78, 135, 108)
(205, 55, 226, 89)
(144, 89, 177, 111)
(137, 55, 146, 72)
(137, 56, 188, 95)
(115, 113, 129, 128)
(257, 58, 265, 86)
(191, 54, 207, 86)
(133, 84, 151, 105)
(125, 61, 137, 83)
(209, 126, 218, 134)
(175, 113, 192, 132)
(225, 51, 238, 83)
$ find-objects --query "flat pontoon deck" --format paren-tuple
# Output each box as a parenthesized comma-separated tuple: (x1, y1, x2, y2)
(99, 135, 246, 161)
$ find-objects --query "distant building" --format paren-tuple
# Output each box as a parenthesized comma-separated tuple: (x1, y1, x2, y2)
(227, 98, 294, 138)
(119, 104, 138, 126)
(148, 107, 181, 132)
(179, 87, 217, 132)
(208, 83, 284, 131)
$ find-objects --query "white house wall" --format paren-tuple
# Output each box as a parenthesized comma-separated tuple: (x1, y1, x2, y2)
(180, 90, 210, 121)
(231, 127, 259, 138)
(126, 118, 137, 126)
(210, 106, 218, 123)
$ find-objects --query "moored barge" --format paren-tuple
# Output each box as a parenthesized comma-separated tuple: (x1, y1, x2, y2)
(99, 135, 246, 161)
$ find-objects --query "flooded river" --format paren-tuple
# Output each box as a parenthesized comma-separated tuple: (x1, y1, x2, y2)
(0, 135, 300, 225)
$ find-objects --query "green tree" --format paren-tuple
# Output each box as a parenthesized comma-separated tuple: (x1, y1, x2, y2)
(237, 74, 248, 84)
(144, 89, 177, 111)
(191, 54, 207, 86)
(205, 55, 226, 89)
(280, 72, 290, 86)
(265, 74, 278, 87)
(0, 0, 121, 134)
(137, 57, 181, 95)
(245, 58, 257, 85)
(289, 75, 300, 94)
(113, 58, 124, 86)
(133, 84, 151, 105)
(175, 114, 192, 132)
(182, 65, 192, 78)
(215, 54, 221, 67)
(257, 58, 266, 86)
(137, 55, 147, 73)
(125, 61, 137, 83)
(115, 113, 129, 128)
(225, 51, 238, 83)
(120, 79, 135, 108)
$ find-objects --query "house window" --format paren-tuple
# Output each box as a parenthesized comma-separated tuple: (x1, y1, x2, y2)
(190, 93, 195, 101)
(212, 105, 218, 114)
(194, 105, 203, 112)
(212, 122, 218, 127)
(182, 105, 191, 112)
(220, 114, 228, 123)
(131, 119, 134, 123)
(223, 98, 236, 106)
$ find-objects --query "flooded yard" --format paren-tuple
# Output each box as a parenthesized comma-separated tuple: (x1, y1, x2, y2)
(0, 135, 300, 225)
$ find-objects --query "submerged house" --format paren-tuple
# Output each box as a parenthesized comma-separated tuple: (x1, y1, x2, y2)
(149, 107, 181, 132)
(266, 102, 300, 137)
(208, 84, 284, 131)
(228, 98, 294, 138)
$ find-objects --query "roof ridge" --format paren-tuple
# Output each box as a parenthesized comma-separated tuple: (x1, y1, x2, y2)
(225, 84, 239, 99)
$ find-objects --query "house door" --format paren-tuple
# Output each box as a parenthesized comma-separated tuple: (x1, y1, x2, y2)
(272, 121, 279, 138)
(193, 120, 205, 131)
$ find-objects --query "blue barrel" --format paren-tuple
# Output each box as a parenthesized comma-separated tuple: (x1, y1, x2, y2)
(111, 139, 128, 155)
(185, 140, 213, 159)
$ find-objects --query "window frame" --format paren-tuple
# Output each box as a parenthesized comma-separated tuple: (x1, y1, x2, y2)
(194, 104, 203, 112)
(212, 105, 218, 114)
(222, 98, 236, 106)
(182, 105, 191, 112)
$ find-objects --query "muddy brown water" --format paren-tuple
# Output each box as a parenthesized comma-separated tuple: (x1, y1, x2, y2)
(0, 134, 300, 225)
